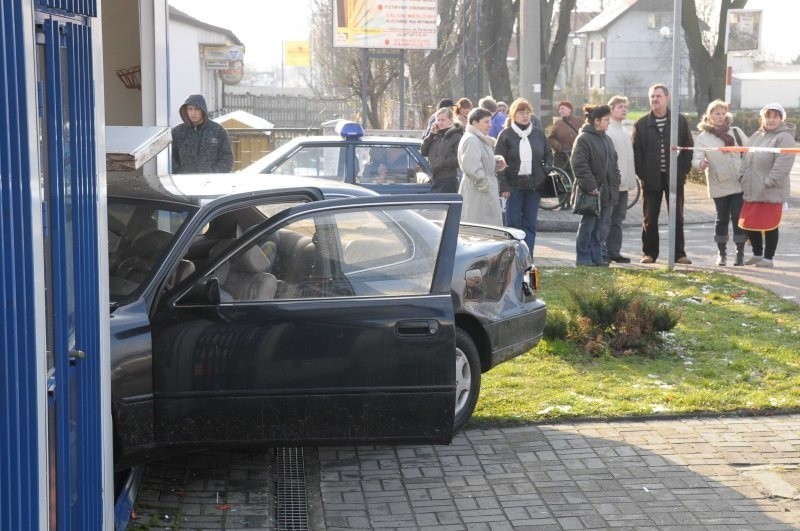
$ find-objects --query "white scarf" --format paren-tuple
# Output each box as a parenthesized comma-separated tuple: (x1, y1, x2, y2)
(511, 122, 533, 175)
(466, 124, 496, 148)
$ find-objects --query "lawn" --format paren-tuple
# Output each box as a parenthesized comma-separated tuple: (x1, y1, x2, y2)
(472, 266, 800, 425)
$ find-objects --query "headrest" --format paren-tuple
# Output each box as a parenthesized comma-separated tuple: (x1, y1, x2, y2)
(232, 245, 271, 274)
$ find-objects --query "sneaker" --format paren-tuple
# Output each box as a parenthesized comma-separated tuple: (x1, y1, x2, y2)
(640, 255, 655, 264)
(609, 255, 632, 263)
(676, 256, 692, 265)
(716, 252, 726, 266)
(745, 255, 763, 265)
(755, 258, 774, 268)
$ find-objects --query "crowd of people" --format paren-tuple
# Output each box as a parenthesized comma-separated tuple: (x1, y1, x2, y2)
(421, 88, 795, 268)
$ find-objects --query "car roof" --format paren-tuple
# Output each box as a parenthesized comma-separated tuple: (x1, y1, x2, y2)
(107, 173, 378, 205)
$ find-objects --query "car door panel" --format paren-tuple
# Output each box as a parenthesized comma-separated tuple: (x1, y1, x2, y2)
(150, 195, 462, 447)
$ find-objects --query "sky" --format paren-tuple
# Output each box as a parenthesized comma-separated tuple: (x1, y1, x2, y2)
(169, 0, 314, 69)
(168, 0, 800, 70)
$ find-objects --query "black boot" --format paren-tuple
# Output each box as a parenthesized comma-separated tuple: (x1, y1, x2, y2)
(716, 242, 727, 266)
(734, 243, 745, 266)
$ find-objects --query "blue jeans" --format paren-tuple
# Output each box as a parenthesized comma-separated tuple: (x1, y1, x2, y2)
(506, 189, 541, 256)
(576, 204, 612, 265)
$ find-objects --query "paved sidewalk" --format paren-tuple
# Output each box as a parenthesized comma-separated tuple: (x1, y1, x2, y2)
(313, 415, 800, 530)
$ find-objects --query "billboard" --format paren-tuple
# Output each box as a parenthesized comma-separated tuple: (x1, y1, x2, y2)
(725, 10, 761, 53)
(333, 0, 437, 50)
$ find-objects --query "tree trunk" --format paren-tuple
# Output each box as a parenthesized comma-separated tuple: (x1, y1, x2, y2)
(540, 0, 576, 125)
(480, 0, 516, 103)
(682, 0, 747, 116)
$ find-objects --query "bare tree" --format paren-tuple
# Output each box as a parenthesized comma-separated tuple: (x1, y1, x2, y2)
(479, 0, 517, 104)
(682, 0, 747, 116)
(309, 0, 400, 127)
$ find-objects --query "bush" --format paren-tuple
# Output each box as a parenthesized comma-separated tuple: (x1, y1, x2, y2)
(552, 284, 681, 356)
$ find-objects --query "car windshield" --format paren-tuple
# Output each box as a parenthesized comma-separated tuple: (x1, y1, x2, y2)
(108, 199, 193, 302)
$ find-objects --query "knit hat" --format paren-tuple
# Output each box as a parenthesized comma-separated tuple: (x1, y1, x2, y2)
(557, 101, 574, 111)
(760, 102, 786, 120)
(437, 98, 455, 109)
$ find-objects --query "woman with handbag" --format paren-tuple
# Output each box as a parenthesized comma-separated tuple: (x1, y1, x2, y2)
(495, 98, 552, 257)
(570, 104, 622, 266)
(738, 102, 796, 268)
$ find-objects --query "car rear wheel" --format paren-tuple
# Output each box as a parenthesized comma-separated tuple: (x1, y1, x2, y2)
(454, 327, 481, 431)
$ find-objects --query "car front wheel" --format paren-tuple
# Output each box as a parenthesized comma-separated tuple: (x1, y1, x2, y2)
(454, 327, 481, 431)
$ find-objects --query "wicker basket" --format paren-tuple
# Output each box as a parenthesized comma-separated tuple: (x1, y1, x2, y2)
(115, 65, 141, 90)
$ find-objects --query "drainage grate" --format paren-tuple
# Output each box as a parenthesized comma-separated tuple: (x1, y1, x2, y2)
(275, 446, 309, 530)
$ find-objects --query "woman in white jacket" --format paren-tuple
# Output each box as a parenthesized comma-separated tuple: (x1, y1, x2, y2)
(692, 99, 748, 266)
(457, 108, 505, 226)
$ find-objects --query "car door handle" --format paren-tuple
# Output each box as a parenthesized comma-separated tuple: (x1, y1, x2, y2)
(396, 319, 439, 337)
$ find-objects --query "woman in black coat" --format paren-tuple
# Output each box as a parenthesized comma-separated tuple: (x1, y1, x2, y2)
(421, 107, 464, 193)
(494, 98, 552, 257)
(570, 104, 621, 266)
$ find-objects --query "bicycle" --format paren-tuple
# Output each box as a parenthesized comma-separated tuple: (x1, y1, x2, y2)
(539, 152, 640, 211)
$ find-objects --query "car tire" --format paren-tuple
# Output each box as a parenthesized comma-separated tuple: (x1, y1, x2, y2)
(454, 327, 481, 431)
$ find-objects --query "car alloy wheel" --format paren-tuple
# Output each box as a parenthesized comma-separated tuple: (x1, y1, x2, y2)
(453, 327, 481, 431)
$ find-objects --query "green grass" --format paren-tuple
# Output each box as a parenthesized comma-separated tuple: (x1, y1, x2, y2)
(471, 267, 800, 426)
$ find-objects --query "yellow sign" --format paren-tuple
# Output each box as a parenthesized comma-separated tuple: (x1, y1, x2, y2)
(284, 41, 311, 67)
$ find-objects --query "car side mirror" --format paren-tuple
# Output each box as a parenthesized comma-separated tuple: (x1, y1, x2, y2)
(177, 276, 221, 306)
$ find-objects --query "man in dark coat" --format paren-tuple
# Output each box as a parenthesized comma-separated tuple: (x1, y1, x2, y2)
(171, 94, 234, 174)
(421, 107, 464, 193)
(632, 84, 693, 264)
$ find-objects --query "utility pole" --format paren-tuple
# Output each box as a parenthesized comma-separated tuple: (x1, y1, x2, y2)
(519, 0, 541, 118)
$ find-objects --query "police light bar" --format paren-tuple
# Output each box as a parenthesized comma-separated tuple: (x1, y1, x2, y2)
(335, 120, 364, 139)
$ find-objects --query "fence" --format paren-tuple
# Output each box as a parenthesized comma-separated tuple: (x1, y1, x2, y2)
(223, 93, 358, 127)
(226, 127, 321, 170)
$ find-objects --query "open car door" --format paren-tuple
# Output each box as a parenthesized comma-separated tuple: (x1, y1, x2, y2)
(150, 194, 462, 447)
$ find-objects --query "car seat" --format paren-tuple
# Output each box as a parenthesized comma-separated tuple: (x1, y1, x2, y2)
(210, 239, 278, 302)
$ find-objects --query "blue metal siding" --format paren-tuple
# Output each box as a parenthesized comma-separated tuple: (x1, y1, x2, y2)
(37, 0, 96, 17)
(1, 2, 40, 530)
(67, 22, 103, 530)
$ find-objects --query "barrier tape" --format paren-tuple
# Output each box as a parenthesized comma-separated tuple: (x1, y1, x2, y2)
(673, 145, 800, 154)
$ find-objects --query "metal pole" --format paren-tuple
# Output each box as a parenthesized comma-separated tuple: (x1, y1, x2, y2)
(519, 0, 541, 116)
(463, 2, 468, 97)
(476, 0, 481, 101)
(399, 50, 405, 130)
(667, 0, 682, 269)
(361, 48, 369, 128)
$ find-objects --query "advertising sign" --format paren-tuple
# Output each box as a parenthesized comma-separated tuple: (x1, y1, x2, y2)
(725, 10, 761, 53)
(333, 0, 437, 50)
(284, 41, 311, 66)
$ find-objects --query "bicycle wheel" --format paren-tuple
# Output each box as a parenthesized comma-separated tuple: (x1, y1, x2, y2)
(539, 167, 574, 211)
(627, 179, 641, 210)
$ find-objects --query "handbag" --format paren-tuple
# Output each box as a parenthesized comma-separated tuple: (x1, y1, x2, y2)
(540, 169, 567, 198)
(572, 187, 600, 216)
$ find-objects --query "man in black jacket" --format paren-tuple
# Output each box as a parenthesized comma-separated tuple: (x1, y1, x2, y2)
(171, 94, 233, 174)
(632, 84, 693, 264)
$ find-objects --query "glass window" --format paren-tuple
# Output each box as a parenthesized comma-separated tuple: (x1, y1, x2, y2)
(204, 204, 447, 302)
(355, 145, 424, 184)
(271, 145, 346, 180)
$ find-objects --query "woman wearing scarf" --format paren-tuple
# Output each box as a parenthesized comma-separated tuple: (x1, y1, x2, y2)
(570, 104, 621, 266)
(457, 107, 505, 226)
(495, 98, 552, 256)
(692, 99, 748, 266)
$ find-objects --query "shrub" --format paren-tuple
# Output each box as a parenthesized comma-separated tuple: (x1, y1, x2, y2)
(562, 284, 681, 356)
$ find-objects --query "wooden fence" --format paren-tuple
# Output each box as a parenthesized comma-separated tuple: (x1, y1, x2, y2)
(223, 93, 358, 127)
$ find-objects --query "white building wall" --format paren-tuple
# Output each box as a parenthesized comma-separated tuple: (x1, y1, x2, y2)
(732, 76, 800, 109)
(168, 21, 233, 125)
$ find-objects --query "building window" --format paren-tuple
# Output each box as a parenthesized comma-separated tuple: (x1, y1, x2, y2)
(589, 73, 595, 88)
(600, 41, 605, 59)
(589, 41, 595, 60)
(599, 73, 606, 88)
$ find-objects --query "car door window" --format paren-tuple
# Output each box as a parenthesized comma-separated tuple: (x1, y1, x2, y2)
(271, 145, 345, 180)
(202, 204, 448, 302)
(356, 145, 427, 185)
